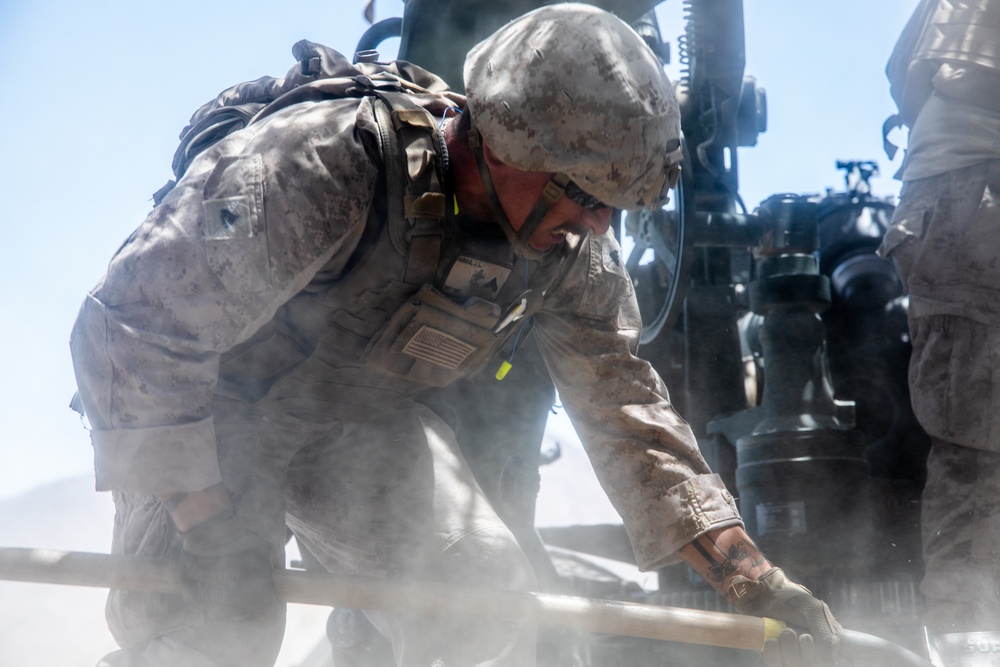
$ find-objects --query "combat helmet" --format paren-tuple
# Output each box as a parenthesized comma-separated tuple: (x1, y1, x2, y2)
(463, 2, 683, 256)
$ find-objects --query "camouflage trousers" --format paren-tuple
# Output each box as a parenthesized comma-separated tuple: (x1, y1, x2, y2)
(920, 439, 1000, 632)
(884, 161, 1000, 452)
(97, 402, 537, 667)
(881, 162, 1000, 630)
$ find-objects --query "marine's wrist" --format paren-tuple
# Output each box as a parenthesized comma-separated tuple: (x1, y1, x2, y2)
(159, 483, 232, 532)
(679, 526, 773, 600)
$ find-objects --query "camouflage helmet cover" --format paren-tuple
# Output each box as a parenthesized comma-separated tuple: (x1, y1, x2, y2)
(463, 3, 682, 211)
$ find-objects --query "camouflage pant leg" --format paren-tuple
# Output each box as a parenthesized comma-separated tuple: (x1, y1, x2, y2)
(885, 162, 1000, 452)
(886, 161, 1000, 329)
(905, 313, 1000, 452)
(921, 438, 1000, 632)
(285, 402, 538, 667)
(99, 415, 301, 667)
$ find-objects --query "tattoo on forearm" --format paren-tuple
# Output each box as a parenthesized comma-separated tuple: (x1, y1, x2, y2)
(693, 537, 767, 583)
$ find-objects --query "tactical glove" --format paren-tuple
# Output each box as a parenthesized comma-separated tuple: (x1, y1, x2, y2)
(762, 627, 847, 667)
(728, 568, 841, 666)
(178, 508, 276, 620)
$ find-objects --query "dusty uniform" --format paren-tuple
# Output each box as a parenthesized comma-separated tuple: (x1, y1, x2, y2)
(879, 0, 1000, 631)
(71, 80, 737, 666)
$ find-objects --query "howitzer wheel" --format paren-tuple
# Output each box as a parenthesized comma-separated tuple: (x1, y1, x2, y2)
(622, 141, 694, 345)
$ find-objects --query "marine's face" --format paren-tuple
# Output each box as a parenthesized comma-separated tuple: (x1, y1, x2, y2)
(524, 191, 615, 252)
(497, 169, 615, 251)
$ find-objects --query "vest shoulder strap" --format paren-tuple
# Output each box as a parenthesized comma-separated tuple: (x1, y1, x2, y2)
(367, 91, 450, 285)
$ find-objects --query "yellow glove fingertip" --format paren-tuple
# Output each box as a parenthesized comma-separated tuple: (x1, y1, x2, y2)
(762, 617, 787, 647)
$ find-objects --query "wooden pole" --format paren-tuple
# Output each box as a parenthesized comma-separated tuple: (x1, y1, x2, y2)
(0, 547, 935, 665)
(0, 547, 769, 651)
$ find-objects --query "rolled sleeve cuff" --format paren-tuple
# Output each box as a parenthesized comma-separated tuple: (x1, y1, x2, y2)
(623, 473, 743, 571)
(91, 418, 222, 496)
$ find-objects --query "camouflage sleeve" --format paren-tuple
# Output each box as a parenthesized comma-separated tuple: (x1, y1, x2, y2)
(533, 231, 742, 570)
(69, 98, 379, 497)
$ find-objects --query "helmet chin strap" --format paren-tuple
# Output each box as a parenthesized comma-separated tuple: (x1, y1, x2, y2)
(467, 122, 568, 261)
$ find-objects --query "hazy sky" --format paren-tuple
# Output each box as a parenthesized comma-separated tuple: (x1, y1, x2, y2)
(0, 0, 915, 503)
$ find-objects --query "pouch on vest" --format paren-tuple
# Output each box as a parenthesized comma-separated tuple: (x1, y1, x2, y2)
(362, 284, 539, 386)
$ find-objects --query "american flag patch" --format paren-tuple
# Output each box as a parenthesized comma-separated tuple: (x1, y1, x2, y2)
(402, 325, 477, 369)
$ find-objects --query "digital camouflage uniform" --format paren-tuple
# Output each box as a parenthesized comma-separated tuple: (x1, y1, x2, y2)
(70, 7, 738, 667)
(879, 0, 1000, 633)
